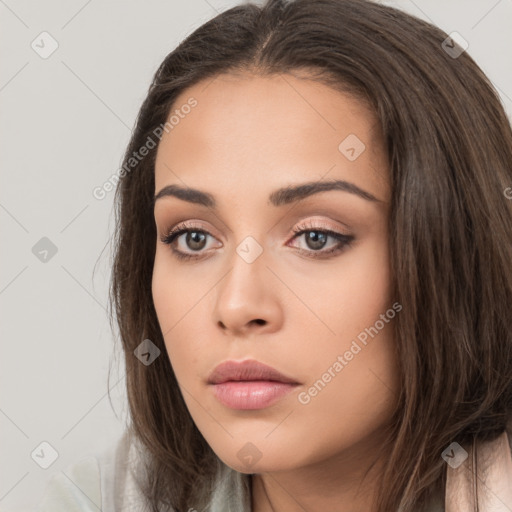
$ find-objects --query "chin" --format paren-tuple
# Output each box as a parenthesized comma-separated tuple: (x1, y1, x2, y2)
(214, 442, 305, 475)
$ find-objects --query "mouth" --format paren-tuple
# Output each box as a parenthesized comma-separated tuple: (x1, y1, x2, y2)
(207, 359, 300, 410)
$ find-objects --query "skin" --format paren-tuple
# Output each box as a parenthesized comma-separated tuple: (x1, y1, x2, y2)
(152, 71, 400, 512)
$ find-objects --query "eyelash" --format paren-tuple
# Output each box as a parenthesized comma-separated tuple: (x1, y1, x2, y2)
(159, 220, 354, 261)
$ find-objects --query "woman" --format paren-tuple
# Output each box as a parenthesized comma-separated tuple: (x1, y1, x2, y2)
(37, 0, 512, 510)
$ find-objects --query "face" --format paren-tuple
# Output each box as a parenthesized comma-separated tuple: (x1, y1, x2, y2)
(152, 71, 400, 475)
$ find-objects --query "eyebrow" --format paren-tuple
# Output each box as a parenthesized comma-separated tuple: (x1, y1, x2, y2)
(153, 179, 380, 208)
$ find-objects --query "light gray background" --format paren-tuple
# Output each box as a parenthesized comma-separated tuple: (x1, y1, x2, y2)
(1, 0, 511, 510)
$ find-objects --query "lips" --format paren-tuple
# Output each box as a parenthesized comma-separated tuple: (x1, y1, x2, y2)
(207, 359, 299, 385)
(207, 359, 300, 410)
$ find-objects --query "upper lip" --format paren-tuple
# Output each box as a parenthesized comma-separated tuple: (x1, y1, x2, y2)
(208, 359, 299, 385)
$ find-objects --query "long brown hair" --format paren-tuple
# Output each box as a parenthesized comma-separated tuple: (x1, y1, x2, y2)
(108, 0, 512, 510)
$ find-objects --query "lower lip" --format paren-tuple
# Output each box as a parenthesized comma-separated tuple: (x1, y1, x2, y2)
(210, 381, 298, 410)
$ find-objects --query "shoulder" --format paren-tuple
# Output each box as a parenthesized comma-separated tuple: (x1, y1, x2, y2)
(36, 430, 150, 512)
(472, 425, 512, 508)
(36, 455, 101, 512)
(444, 423, 512, 512)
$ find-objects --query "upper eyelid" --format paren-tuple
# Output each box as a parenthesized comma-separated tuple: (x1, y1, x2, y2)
(161, 214, 352, 233)
(163, 221, 220, 240)
(163, 219, 348, 237)
(162, 222, 351, 247)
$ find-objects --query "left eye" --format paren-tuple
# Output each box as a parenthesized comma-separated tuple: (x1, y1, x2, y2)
(289, 228, 354, 259)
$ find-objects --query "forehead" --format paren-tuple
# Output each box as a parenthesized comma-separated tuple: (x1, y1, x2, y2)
(154, 72, 389, 203)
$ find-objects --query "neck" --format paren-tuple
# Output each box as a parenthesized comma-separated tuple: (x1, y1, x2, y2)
(250, 430, 390, 512)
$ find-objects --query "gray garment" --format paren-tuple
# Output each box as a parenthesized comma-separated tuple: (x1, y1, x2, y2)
(36, 430, 251, 512)
(36, 429, 447, 512)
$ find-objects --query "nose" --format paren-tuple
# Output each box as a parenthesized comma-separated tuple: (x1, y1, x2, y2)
(213, 242, 283, 337)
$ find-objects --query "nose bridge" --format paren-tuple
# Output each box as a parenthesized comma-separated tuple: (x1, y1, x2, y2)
(213, 231, 281, 333)
(219, 232, 267, 307)
(235, 233, 265, 266)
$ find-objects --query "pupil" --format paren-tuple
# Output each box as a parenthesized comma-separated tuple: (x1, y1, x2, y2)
(187, 231, 206, 250)
(307, 231, 326, 250)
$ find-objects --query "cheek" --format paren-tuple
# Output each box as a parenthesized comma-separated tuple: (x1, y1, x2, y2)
(293, 234, 398, 443)
(343, 240, 392, 331)
(294, 329, 399, 466)
(151, 251, 176, 335)
(151, 252, 200, 378)
(151, 248, 204, 334)
(310, 232, 392, 343)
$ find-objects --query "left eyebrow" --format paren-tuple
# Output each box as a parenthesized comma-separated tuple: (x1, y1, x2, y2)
(153, 179, 381, 209)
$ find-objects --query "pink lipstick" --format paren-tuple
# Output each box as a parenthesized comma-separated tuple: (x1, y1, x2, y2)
(208, 359, 299, 410)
